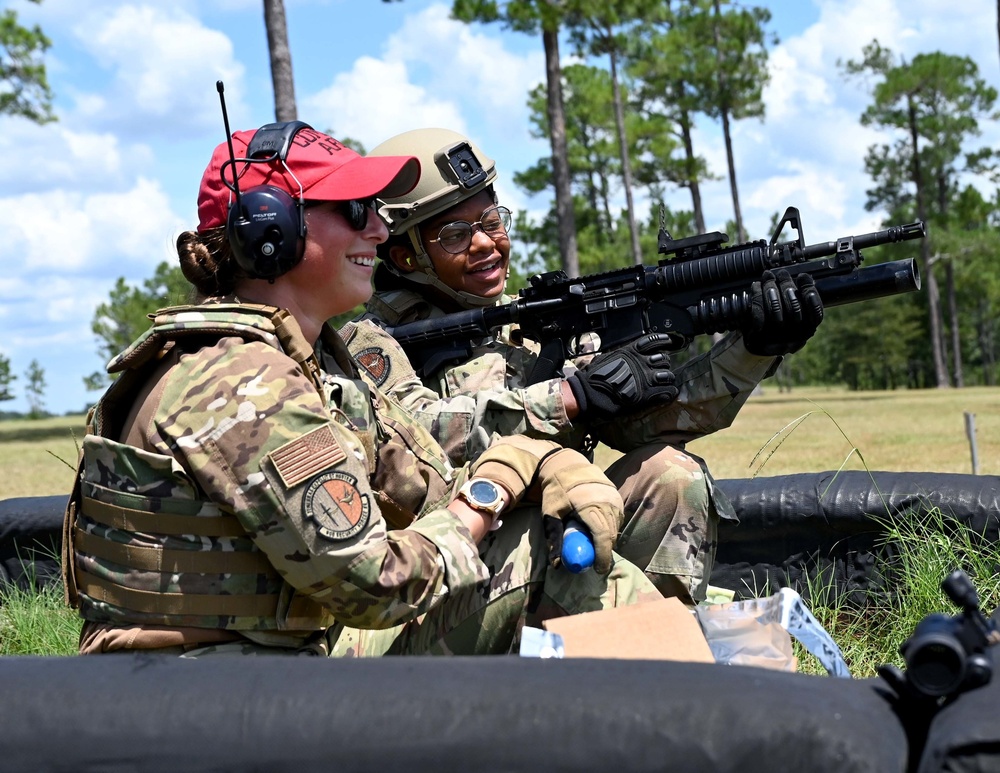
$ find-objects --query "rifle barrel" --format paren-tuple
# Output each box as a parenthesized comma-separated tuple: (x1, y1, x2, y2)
(802, 221, 926, 260)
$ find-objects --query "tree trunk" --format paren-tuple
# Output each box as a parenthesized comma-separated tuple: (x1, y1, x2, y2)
(263, 0, 297, 122)
(580, 134, 599, 226)
(608, 44, 642, 265)
(712, 0, 745, 242)
(597, 163, 614, 243)
(946, 260, 964, 387)
(543, 25, 579, 277)
(908, 96, 949, 386)
(719, 107, 743, 241)
(978, 299, 996, 385)
(679, 109, 705, 234)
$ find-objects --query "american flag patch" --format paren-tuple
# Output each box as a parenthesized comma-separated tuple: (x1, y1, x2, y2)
(269, 425, 347, 489)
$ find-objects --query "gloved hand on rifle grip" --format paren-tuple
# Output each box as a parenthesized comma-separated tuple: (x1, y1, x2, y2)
(536, 448, 623, 575)
(742, 269, 825, 357)
(566, 333, 679, 421)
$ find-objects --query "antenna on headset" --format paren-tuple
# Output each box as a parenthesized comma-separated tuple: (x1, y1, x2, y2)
(216, 80, 244, 214)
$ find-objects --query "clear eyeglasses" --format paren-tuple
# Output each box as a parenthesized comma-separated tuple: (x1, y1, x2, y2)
(427, 206, 512, 254)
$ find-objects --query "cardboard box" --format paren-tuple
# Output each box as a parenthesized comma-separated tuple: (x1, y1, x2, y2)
(542, 596, 716, 662)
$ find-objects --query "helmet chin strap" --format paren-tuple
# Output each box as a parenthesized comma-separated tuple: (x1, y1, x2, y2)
(388, 228, 501, 309)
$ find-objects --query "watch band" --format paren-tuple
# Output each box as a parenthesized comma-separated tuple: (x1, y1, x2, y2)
(456, 477, 507, 517)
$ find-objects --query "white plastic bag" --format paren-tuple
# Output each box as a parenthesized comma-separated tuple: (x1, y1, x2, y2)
(695, 588, 851, 677)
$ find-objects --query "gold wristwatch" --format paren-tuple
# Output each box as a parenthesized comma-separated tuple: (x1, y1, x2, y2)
(456, 478, 507, 517)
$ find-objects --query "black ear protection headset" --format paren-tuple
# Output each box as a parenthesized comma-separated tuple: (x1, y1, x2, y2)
(219, 119, 315, 280)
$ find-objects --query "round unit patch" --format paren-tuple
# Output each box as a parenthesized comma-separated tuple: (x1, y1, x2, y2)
(355, 347, 390, 386)
(302, 471, 370, 541)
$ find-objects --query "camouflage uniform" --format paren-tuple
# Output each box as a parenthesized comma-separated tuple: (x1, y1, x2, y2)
(62, 301, 660, 656)
(350, 272, 781, 602)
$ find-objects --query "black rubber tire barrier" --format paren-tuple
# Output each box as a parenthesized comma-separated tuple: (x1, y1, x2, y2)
(0, 655, 908, 773)
(3, 472, 997, 606)
(0, 495, 65, 592)
(713, 471, 1000, 605)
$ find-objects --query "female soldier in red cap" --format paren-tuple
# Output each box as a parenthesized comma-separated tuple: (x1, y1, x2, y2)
(62, 121, 659, 657)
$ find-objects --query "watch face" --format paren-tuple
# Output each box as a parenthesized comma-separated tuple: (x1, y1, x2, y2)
(469, 479, 499, 505)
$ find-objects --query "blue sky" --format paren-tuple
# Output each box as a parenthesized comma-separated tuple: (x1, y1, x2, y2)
(3, 0, 999, 416)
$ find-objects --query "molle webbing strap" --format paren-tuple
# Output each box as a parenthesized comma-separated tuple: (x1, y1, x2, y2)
(62, 468, 83, 608)
(75, 569, 280, 618)
(364, 285, 430, 325)
(271, 309, 325, 393)
(74, 529, 272, 574)
(81, 496, 248, 538)
(323, 323, 366, 379)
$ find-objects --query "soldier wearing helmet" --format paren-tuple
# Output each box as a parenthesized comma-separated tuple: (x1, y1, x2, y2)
(63, 121, 661, 657)
(343, 128, 824, 604)
(372, 128, 505, 309)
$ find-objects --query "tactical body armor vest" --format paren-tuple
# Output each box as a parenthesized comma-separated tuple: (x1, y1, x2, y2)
(63, 304, 339, 632)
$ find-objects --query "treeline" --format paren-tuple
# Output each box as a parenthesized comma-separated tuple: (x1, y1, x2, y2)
(0, 356, 51, 418)
(473, 3, 1000, 392)
(89, 1, 1000, 393)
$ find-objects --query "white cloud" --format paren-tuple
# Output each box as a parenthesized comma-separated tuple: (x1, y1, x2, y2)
(764, 46, 836, 123)
(5, 0, 997, 415)
(0, 120, 144, 196)
(305, 57, 470, 147)
(7, 178, 183, 274)
(304, 3, 546, 156)
(382, 4, 545, 124)
(67, 5, 246, 137)
(706, 0, 1000, 243)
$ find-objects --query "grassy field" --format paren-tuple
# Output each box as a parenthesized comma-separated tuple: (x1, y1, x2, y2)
(0, 415, 86, 500)
(597, 384, 999, 480)
(1, 384, 997, 501)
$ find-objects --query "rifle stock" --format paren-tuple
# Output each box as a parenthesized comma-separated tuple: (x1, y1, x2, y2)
(384, 207, 925, 383)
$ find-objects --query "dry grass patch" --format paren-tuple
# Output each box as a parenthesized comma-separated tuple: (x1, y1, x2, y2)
(0, 415, 85, 499)
(595, 385, 1000, 480)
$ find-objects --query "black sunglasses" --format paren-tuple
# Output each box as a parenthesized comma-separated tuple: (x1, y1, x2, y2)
(303, 198, 376, 231)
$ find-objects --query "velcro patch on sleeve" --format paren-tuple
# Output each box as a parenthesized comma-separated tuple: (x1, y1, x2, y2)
(268, 424, 347, 489)
(355, 347, 390, 386)
(302, 471, 370, 541)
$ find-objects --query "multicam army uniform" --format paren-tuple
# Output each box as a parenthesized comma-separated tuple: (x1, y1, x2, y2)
(62, 301, 660, 657)
(349, 267, 781, 603)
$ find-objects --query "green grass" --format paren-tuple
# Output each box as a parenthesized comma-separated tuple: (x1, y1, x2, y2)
(0, 581, 82, 656)
(794, 506, 1000, 678)
(6, 387, 998, 497)
(0, 414, 86, 499)
(686, 385, 1000, 479)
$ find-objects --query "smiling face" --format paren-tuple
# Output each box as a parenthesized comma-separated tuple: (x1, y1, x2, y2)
(290, 200, 388, 320)
(413, 190, 511, 302)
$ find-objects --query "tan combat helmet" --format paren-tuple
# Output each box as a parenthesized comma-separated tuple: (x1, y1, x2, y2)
(367, 128, 500, 308)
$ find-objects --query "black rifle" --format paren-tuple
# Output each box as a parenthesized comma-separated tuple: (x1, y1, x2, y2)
(387, 207, 925, 384)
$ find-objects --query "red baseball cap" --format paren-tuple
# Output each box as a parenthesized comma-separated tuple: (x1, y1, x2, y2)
(197, 125, 420, 231)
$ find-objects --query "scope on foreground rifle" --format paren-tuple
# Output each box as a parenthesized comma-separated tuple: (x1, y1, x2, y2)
(878, 569, 999, 702)
(388, 207, 925, 383)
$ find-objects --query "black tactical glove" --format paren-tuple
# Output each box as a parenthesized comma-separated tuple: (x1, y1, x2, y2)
(742, 269, 825, 356)
(566, 333, 678, 421)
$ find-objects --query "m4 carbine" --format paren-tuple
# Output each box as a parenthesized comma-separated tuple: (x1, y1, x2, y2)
(387, 207, 925, 384)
